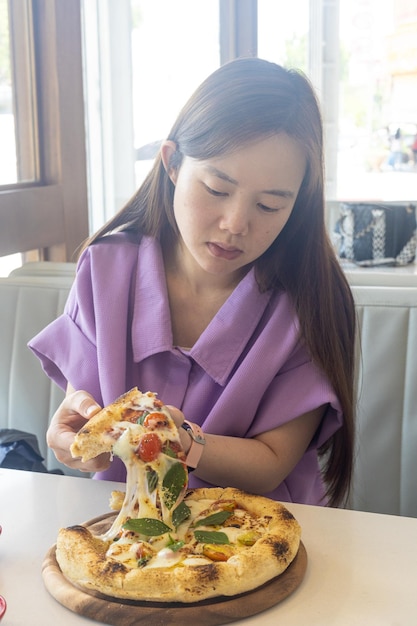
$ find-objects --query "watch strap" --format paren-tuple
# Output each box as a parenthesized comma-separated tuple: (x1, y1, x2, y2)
(182, 420, 206, 469)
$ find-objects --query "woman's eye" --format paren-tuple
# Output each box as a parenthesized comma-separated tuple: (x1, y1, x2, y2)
(257, 203, 280, 213)
(204, 184, 227, 197)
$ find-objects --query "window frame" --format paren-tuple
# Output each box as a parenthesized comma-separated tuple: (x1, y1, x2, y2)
(0, 0, 89, 262)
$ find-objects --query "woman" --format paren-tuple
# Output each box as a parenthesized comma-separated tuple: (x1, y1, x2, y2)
(29, 58, 355, 507)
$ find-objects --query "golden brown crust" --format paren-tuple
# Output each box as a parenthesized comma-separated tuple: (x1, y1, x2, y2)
(70, 388, 150, 462)
(56, 487, 301, 603)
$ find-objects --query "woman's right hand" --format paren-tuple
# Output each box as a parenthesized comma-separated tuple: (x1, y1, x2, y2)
(46, 389, 111, 473)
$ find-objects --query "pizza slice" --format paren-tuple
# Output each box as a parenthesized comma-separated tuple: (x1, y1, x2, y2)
(70, 388, 188, 535)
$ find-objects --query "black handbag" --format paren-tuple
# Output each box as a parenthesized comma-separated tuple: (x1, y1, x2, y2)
(334, 202, 417, 266)
(0, 429, 63, 473)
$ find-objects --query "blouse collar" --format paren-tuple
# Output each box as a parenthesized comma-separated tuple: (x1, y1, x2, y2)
(131, 237, 273, 385)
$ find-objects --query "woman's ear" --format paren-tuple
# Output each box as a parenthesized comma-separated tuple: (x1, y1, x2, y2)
(161, 140, 179, 184)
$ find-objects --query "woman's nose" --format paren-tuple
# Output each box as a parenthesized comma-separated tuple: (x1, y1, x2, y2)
(219, 200, 250, 236)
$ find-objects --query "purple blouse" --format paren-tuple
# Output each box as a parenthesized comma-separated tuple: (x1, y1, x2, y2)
(29, 233, 342, 505)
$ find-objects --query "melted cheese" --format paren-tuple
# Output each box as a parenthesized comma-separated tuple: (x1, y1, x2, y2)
(99, 391, 187, 546)
(105, 491, 268, 570)
(90, 389, 265, 572)
(145, 548, 184, 569)
(106, 537, 143, 568)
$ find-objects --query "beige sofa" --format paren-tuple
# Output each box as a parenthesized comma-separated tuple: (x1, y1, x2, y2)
(0, 262, 80, 476)
(351, 284, 417, 517)
(1, 262, 416, 516)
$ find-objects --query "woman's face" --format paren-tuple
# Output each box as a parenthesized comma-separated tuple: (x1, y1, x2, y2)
(162, 133, 306, 281)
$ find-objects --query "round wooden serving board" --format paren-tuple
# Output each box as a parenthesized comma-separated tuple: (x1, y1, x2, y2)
(42, 513, 307, 626)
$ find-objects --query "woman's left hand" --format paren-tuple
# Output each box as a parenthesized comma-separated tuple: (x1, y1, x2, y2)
(165, 405, 192, 455)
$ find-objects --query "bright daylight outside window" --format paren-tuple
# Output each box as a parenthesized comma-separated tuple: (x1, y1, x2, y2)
(337, 0, 417, 201)
(130, 0, 220, 188)
(0, 0, 17, 186)
(258, 0, 417, 202)
(257, 0, 309, 74)
(0, 0, 38, 276)
(0, 0, 37, 187)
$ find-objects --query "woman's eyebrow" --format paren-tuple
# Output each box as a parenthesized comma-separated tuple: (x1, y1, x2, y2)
(205, 165, 295, 198)
(205, 165, 238, 185)
(263, 188, 295, 199)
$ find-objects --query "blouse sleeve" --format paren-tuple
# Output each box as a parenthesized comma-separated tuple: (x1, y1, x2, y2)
(28, 234, 140, 405)
(28, 247, 101, 398)
(245, 355, 343, 449)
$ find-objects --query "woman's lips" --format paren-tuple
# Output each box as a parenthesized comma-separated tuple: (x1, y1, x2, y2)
(207, 242, 243, 261)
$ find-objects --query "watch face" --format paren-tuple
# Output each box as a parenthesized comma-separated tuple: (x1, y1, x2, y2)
(182, 421, 206, 444)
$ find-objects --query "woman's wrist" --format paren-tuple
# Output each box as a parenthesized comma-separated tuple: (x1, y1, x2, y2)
(181, 420, 206, 469)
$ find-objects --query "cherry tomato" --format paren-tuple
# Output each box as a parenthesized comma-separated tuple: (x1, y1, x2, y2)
(143, 412, 168, 429)
(136, 433, 162, 462)
(202, 544, 233, 561)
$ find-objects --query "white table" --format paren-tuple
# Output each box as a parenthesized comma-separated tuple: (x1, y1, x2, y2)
(1, 468, 416, 625)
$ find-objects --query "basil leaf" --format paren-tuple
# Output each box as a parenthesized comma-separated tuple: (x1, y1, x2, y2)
(123, 518, 172, 536)
(167, 535, 185, 552)
(172, 501, 191, 528)
(137, 410, 149, 425)
(146, 468, 158, 493)
(162, 462, 187, 510)
(194, 530, 230, 544)
(163, 445, 177, 459)
(193, 510, 232, 528)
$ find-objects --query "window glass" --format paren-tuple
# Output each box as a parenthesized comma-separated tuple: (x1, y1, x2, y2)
(0, 0, 17, 184)
(258, 0, 417, 202)
(131, 0, 220, 186)
(0, 0, 38, 186)
(338, 0, 417, 200)
(257, 0, 309, 72)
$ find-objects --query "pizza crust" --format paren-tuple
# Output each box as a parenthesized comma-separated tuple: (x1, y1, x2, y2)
(56, 487, 301, 603)
(70, 388, 164, 462)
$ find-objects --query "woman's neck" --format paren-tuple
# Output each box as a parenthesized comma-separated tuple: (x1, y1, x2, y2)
(164, 238, 246, 297)
(163, 239, 247, 347)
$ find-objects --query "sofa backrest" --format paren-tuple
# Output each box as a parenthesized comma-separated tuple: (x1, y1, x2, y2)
(350, 285, 417, 517)
(0, 264, 81, 475)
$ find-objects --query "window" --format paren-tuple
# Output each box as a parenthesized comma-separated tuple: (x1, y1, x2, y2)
(82, 0, 220, 232)
(132, 0, 220, 187)
(258, 0, 417, 203)
(0, 0, 39, 187)
(337, 0, 417, 201)
(0, 0, 89, 271)
(258, 0, 309, 73)
(0, 0, 18, 186)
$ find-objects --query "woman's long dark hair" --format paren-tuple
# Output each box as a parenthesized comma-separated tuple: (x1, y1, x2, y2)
(85, 58, 355, 507)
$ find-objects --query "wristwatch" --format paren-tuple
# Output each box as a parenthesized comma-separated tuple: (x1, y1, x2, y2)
(181, 420, 206, 469)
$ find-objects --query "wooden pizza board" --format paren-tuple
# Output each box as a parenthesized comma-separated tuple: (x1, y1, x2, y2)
(42, 513, 307, 626)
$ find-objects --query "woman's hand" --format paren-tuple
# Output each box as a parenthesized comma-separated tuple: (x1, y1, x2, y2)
(165, 405, 193, 456)
(46, 389, 111, 473)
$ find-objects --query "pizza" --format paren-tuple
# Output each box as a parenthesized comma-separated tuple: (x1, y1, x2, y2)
(55, 388, 302, 603)
(70, 388, 188, 529)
